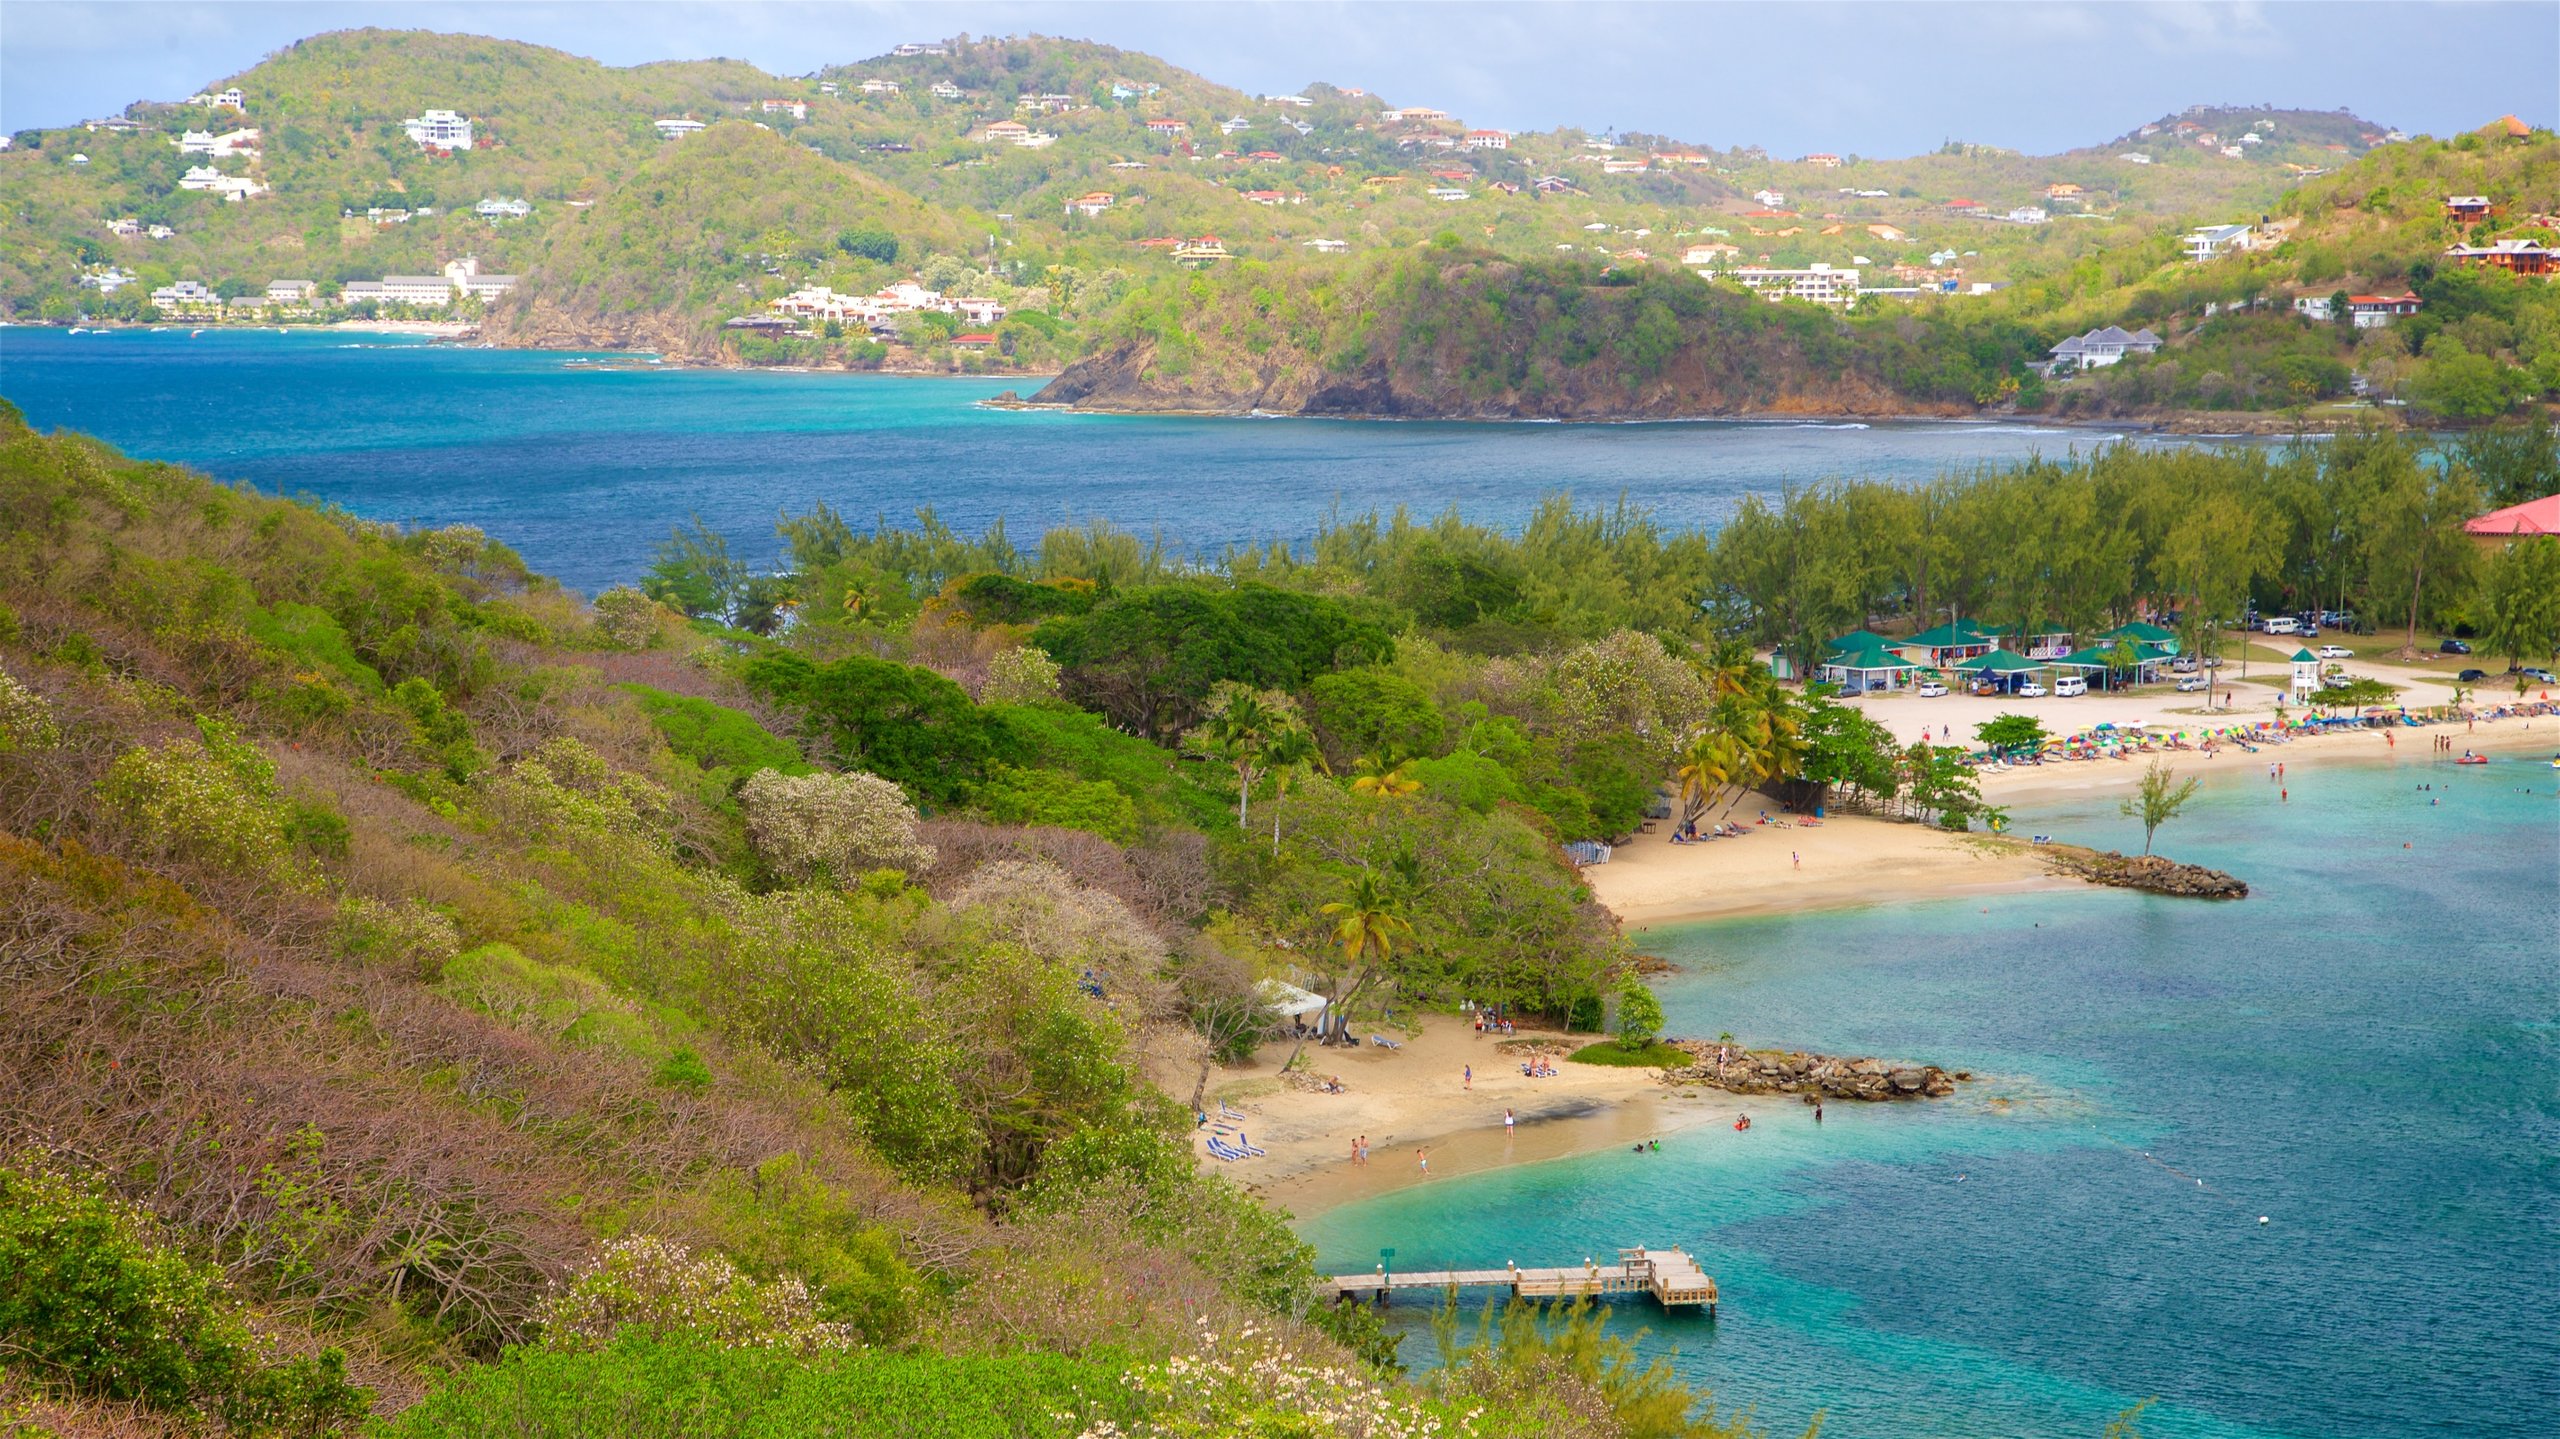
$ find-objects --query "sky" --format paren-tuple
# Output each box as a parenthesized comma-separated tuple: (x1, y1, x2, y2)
(6, 0, 2554, 154)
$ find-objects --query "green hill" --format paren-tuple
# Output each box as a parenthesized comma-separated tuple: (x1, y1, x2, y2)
(5, 28, 2555, 415)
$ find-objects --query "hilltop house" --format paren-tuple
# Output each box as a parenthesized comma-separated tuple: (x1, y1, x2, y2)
(106, 218, 142, 238)
(1427, 187, 1470, 202)
(952, 297, 1007, 326)
(1303, 238, 1349, 253)
(185, 88, 246, 110)
(1800, 153, 1842, 168)
(2120, 152, 2152, 164)
(2444, 238, 2554, 275)
(891, 42, 947, 57)
(654, 117, 707, 139)
(2047, 325, 2163, 371)
(982, 120, 1032, 142)
(1146, 118, 1190, 134)
(1220, 115, 1251, 135)
(1681, 242, 1742, 266)
(474, 197, 532, 220)
(1532, 175, 1578, 194)
(1267, 94, 1313, 108)
(762, 99, 812, 118)
(2007, 206, 2049, 225)
(2295, 293, 2422, 328)
(1173, 236, 1230, 265)
(2443, 195, 2494, 220)
(859, 81, 901, 97)
(265, 279, 317, 304)
(2183, 223, 2254, 261)
(930, 81, 963, 100)
(1752, 188, 1786, 207)
(402, 109, 474, 151)
(1243, 189, 1303, 205)
(1601, 158, 1649, 175)
(1066, 191, 1115, 217)
(1726, 264, 1861, 307)
(80, 267, 140, 293)
(950, 333, 997, 352)
(178, 166, 267, 201)
(2045, 182, 2084, 200)
(1464, 129, 1511, 150)
(175, 129, 218, 154)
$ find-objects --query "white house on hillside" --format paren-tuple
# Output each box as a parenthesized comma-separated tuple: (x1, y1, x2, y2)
(2048, 325, 2163, 370)
(655, 117, 707, 139)
(2184, 223, 2253, 261)
(402, 109, 474, 150)
(1727, 263, 1861, 307)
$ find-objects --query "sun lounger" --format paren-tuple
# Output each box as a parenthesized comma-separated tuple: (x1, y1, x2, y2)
(1204, 1137, 1247, 1161)
(1219, 1100, 1248, 1121)
(1369, 1034, 1402, 1050)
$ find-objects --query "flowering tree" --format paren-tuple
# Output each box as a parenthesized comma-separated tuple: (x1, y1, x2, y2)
(534, 1236, 860, 1355)
(589, 585, 671, 649)
(740, 768, 935, 882)
(0, 669, 59, 752)
(982, 644, 1064, 706)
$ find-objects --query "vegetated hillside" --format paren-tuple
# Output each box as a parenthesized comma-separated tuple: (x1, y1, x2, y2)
(481, 123, 978, 357)
(1037, 243, 2047, 418)
(0, 29, 768, 305)
(7, 402, 1854, 1435)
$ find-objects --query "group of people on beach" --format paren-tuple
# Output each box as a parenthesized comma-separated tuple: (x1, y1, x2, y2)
(1465, 999, 1516, 1037)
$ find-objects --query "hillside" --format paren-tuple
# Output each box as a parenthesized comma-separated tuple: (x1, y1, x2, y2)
(5, 28, 2556, 415)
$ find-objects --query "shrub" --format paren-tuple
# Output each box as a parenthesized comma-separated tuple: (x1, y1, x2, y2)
(0, 668, 60, 751)
(533, 1236, 860, 1356)
(0, 1149, 370, 1431)
(332, 894, 463, 976)
(740, 768, 935, 882)
(96, 716, 310, 885)
(982, 644, 1064, 706)
(971, 765, 1140, 844)
(592, 585, 672, 649)
(1612, 977, 1665, 1048)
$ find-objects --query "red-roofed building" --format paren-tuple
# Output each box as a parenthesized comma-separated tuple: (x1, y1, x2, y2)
(951, 332, 998, 351)
(1464, 129, 1510, 150)
(1946, 197, 1983, 210)
(2465, 493, 2560, 551)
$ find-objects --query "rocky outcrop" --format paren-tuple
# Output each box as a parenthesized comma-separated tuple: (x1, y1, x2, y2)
(1659, 1041, 1961, 1100)
(2041, 847, 2248, 899)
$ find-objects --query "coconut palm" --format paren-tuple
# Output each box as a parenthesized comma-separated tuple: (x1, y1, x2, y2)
(1313, 871, 1414, 1044)
(1263, 725, 1326, 853)
(1674, 728, 1741, 828)
(1348, 753, 1422, 799)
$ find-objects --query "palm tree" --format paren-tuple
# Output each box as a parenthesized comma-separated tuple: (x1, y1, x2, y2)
(1673, 728, 1740, 829)
(1348, 753, 1422, 799)
(1310, 871, 1413, 1050)
(1262, 725, 1325, 853)
(1199, 689, 1280, 827)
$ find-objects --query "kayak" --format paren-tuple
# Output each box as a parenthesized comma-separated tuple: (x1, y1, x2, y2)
(2455, 756, 2488, 766)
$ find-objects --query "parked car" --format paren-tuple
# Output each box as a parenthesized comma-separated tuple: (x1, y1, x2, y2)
(1917, 680, 1949, 698)
(2176, 676, 2209, 693)
(2262, 616, 2301, 635)
(2201, 656, 2223, 668)
(2457, 669, 2487, 683)
(2523, 667, 2557, 684)
(2015, 682, 2048, 698)
(2316, 644, 2352, 659)
(2439, 637, 2472, 654)
(2052, 676, 2089, 697)
(2171, 656, 2200, 673)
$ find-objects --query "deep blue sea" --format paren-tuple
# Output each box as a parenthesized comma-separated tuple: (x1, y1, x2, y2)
(1301, 758, 2559, 1438)
(1, 328, 2154, 595)
(5, 330, 2550, 1437)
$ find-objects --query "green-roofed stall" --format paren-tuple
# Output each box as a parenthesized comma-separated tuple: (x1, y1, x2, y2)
(1896, 621, 1996, 667)
(1952, 647, 2051, 693)
(1821, 634, 1922, 695)
(2097, 620, 2180, 655)
(2049, 642, 2166, 689)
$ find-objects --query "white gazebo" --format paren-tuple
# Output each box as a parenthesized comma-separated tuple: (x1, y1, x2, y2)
(2288, 647, 2321, 699)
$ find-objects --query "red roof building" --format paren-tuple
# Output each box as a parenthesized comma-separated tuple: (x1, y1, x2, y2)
(2465, 493, 2560, 545)
(951, 332, 998, 349)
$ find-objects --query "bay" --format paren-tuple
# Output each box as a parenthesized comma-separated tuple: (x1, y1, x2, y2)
(2, 328, 2148, 596)
(1298, 759, 2559, 1438)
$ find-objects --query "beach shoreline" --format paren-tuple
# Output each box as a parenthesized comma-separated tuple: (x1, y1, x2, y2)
(1225, 714, 2555, 1219)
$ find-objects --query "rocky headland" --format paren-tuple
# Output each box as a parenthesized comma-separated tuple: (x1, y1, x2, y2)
(1660, 1041, 1963, 1100)
(2040, 846, 2249, 898)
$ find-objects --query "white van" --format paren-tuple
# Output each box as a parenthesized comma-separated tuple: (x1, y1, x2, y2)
(2262, 616, 2300, 635)
(2052, 676, 2089, 697)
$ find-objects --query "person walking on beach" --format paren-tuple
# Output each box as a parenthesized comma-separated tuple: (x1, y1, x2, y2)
(1504, 1108, 1515, 1136)
(1815, 1101, 1824, 1124)
(1463, 1064, 1472, 1091)
(1417, 1147, 1430, 1175)
(1792, 850, 1801, 870)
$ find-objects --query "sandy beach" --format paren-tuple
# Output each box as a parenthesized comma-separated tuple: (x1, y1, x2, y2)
(1210, 1013, 1787, 1217)
(1207, 680, 2557, 1219)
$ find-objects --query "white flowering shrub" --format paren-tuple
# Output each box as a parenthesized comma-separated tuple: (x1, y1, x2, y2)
(740, 768, 935, 882)
(590, 586, 670, 650)
(0, 668, 59, 752)
(332, 894, 462, 974)
(1550, 629, 1708, 766)
(493, 738, 675, 847)
(1083, 1320, 1484, 1439)
(983, 644, 1064, 705)
(533, 1235, 861, 1355)
(949, 858, 1166, 996)
(96, 717, 303, 882)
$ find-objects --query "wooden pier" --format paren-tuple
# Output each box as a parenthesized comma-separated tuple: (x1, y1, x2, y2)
(1323, 1246, 1717, 1315)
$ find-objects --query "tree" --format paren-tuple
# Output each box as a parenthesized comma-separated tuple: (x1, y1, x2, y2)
(1612, 977, 1664, 1050)
(2119, 760, 2201, 856)
(740, 769, 936, 881)
(1672, 728, 1741, 828)
(1181, 684, 1304, 828)
(2356, 440, 2482, 655)
(1974, 713, 2048, 757)
(2477, 538, 2560, 693)
(1306, 668, 1444, 770)
(642, 516, 748, 622)
(2452, 413, 2560, 508)
(1313, 871, 1413, 1047)
(741, 651, 1019, 806)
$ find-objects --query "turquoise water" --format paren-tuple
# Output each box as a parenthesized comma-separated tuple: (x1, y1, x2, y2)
(0, 328, 2151, 595)
(8, 329, 2549, 1434)
(1300, 757, 2559, 1438)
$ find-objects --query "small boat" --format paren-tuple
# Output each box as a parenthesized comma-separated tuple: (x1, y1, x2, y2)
(2455, 755, 2488, 766)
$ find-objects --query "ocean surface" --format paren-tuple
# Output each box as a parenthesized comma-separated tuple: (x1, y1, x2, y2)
(8, 330, 2548, 1436)
(1300, 757, 2559, 1438)
(0, 328, 2162, 596)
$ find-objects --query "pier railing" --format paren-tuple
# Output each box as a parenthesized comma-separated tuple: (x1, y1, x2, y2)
(1322, 1246, 1716, 1314)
